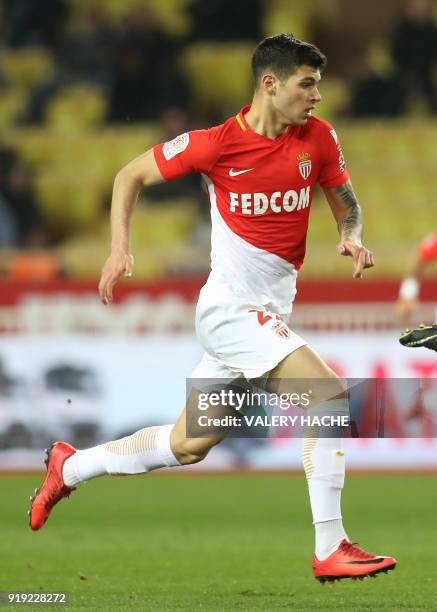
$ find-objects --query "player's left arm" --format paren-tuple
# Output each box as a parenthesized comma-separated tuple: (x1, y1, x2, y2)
(323, 179, 374, 279)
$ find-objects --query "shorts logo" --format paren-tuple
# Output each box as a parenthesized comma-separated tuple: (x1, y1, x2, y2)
(272, 321, 290, 339)
(297, 152, 312, 180)
(249, 309, 290, 339)
(163, 132, 189, 161)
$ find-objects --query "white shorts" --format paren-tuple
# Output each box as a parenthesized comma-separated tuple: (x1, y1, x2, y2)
(190, 285, 307, 380)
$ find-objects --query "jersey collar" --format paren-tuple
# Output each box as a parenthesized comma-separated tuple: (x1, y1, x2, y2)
(235, 105, 297, 143)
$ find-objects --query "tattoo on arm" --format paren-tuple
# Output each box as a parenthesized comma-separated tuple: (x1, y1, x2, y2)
(334, 181, 363, 241)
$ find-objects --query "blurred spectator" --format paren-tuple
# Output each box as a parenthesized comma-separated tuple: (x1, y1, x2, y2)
(392, 0, 437, 113)
(3, 0, 69, 51)
(58, 6, 117, 87)
(0, 148, 47, 247)
(346, 56, 406, 118)
(20, 80, 63, 125)
(22, 7, 192, 126)
(107, 9, 191, 123)
(20, 7, 116, 124)
(188, 0, 263, 41)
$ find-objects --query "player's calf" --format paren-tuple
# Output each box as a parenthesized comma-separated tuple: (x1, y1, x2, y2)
(29, 423, 181, 531)
(28, 415, 227, 530)
(170, 423, 227, 465)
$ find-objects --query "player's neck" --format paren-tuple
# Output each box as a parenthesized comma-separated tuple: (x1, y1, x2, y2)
(244, 98, 290, 140)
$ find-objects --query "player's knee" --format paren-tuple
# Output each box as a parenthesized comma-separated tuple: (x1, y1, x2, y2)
(306, 375, 348, 409)
(171, 438, 212, 465)
(177, 448, 208, 465)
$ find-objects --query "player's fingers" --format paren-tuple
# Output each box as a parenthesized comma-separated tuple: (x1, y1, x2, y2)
(337, 243, 348, 256)
(353, 249, 365, 279)
(100, 284, 110, 305)
(106, 283, 113, 304)
(124, 254, 134, 277)
(99, 271, 116, 305)
(98, 275, 109, 304)
(364, 250, 374, 268)
(105, 275, 117, 304)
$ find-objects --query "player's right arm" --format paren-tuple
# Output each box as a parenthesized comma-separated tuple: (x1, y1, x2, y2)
(98, 128, 221, 305)
(98, 148, 165, 305)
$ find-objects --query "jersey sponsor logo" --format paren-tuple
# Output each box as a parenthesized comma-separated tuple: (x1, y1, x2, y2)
(297, 152, 312, 180)
(229, 187, 310, 215)
(163, 132, 189, 161)
(229, 167, 254, 176)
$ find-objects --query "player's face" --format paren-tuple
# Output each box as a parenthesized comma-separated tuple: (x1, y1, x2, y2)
(274, 65, 322, 125)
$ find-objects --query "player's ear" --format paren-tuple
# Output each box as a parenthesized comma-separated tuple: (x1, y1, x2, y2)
(261, 73, 276, 95)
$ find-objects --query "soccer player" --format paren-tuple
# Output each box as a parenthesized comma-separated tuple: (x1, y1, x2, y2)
(29, 34, 396, 582)
(396, 229, 437, 324)
(397, 230, 437, 351)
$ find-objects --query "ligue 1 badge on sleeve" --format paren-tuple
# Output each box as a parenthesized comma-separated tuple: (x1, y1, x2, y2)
(163, 132, 190, 161)
(297, 152, 312, 180)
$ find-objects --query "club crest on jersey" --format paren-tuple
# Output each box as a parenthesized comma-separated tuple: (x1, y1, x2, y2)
(297, 152, 312, 180)
(272, 321, 290, 339)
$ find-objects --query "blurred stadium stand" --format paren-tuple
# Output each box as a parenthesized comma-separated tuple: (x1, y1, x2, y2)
(0, 0, 435, 282)
(0, 278, 435, 333)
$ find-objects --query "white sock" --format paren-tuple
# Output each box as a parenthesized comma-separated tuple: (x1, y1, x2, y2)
(302, 399, 349, 561)
(314, 519, 348, 560)
(62, 424, 179, 486)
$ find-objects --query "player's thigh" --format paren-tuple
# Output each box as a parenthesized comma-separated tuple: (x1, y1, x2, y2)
(171, 388, 229, 459)
(266, 344, 346, 406)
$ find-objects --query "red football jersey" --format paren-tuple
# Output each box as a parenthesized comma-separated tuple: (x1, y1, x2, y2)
(153, 106, 349, 310)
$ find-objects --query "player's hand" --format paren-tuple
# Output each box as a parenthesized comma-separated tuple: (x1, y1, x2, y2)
(337, 241, 374, 279)
(98, 248, 134, 305)
(395, 298, 418, 325)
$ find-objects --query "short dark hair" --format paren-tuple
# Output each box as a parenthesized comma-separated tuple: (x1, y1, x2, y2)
(251, 33, 327, 87)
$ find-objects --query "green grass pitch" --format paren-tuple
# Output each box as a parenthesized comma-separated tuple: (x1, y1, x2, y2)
(2, 473, 437, 611)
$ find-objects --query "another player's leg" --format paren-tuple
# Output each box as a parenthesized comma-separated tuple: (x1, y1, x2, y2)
(29, 390, 226, 531)
(268, 345, 396, 582)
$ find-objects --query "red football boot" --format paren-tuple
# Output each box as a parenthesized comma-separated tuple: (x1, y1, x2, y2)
(313, 539, 397, 583)
(29, 442, 77, 531)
